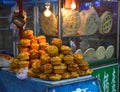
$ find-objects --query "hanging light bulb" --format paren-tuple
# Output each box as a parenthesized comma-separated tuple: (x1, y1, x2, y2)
(44, 3, 52, 17)
(71, 0, 76, 10)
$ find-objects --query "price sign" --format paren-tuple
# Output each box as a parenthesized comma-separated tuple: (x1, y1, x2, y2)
(92, 63, 119, 92)
(47, 77, 101, 92)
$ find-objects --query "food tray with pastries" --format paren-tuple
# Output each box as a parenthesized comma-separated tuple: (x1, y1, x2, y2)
(9, 30, 93, 81)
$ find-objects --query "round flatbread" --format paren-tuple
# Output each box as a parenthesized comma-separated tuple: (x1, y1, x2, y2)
(62, 9, 81, 36)
(95, 46, 106, 60)
(75, 49, 83, 54)
(85, 12, 99, 35)
(83, 48, 96, 61)
(105, 45, 114, 59)
(99, 11, 113, 34)
(40, 12, 57, 36)
(78, 7, 99, 35)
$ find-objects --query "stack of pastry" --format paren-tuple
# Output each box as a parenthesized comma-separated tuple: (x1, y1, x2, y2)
(10, 30, 92, 81)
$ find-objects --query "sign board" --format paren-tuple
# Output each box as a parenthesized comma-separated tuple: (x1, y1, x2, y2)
(92, 63, 119, 92)
(47, 77, 101, 92)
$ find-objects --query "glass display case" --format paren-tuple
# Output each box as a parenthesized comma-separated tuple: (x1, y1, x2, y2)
(0, 0, 119, 92)
(36, 0, 119, 66)
(36, 0, 119, 92)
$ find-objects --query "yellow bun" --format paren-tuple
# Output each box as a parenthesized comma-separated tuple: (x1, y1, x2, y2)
(38, 50, 48, 56)
(17, 52, 29, 60)
(30, 43, 39, 50)
(54, 69, 65, 74)
(43, 69, 53, 74)
(51, 56, 62, 65)
(79, 61, 89, 71)
(63, 55, 74, 64)
(29, 50, 39, 59)
(37, 35, 46, 43)
(49, 74, 62, 80)
(19, 61, 29, 68)
(39, 42, 49, 50)
(39, 73, 50, 80)
(19, 47, 29, 53)
(73, 54, 83, 64)
(40, 54, 50, 64)
(53, 63, 67, 70)
(19, 39, 31, 47)
(23, 30, 33, 38)
(41, 63, 53, 70)
(52, 38, 62, 48)
(46, 45, 59, 57)
(30, 59, 41, 68)
(68, 64, 79, 72)
(70, 71, 79, 78)
(60, 45, 71, 54)
(62, 72, 71, 79)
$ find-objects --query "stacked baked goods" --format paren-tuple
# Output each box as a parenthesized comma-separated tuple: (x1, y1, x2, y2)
(10, 30, 92, 81)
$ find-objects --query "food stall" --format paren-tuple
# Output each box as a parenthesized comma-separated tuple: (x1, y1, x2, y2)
(0, 0, 119, 92)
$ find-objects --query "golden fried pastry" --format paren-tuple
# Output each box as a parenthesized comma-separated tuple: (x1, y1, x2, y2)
(19, 61, 29, 68)
(41, 63, 53, 73)
(9, 58, 19, 72)
(54, 69, 65, 74)
(41, 63, 53, 70)
(63, 55, 74, 64)
(43, 69, 53, 74)
(40, 54, 50, 64)
(30, 36, 38, 44)
(17, 52, 30, 60)
(52, 38, 62, 48)
(19, 47, 29, 53)
(38, 50, 48, 56)
(53, 63, 67, 70)
(39, 42, 49, 50)
(49, 74, 62, 81)
(46, 45, 59, 57)
(29, 67, 41, 74)
(86, 69, 93, 75)
(73, 53, 83, 64)
(30, 59, 41, 68)
(51, 56, 62, 65)
(78, 70, 86, 76)
(79, 61, 89, 71)
(19, 39, 31, 47)
(53, 63, 66, 74)
(29, 49, 39, 59)
(62, 72, 71, 79)
(60, 45, 71, 54)
(37, 35, 46, 43)
(30, 43, 39, 50)
(39, 73, 50, 80)
(28, 69, 38, 77)
(68, 63, 79, 72)
(70, 71, 79, 78)
(58, 53, 64, 59)
(23, 30, 34, 39)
